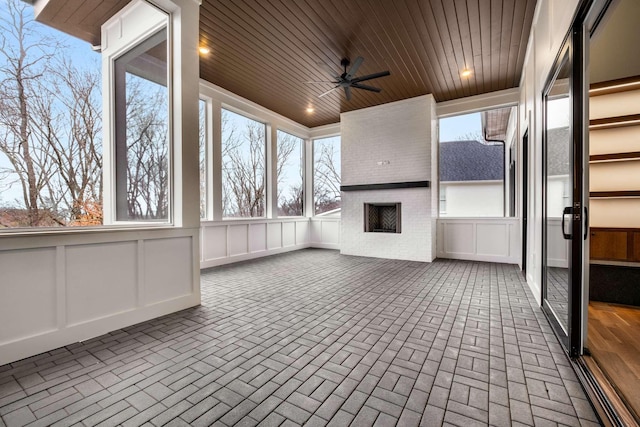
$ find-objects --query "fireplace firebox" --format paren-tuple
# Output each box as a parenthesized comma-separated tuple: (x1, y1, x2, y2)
(364, 203, 401, 233)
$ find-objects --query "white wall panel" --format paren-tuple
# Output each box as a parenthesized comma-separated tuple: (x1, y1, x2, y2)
(321, 220, 341, 246)
(476, 224, 509, 257)
(228, 224, 249, 256)
(311, 220, 322, 243)
(66, 242, 137, 326)
(249, 223, 267, 253)
(202, 226, 227, 260)
(267, 223, 282, 250)
(145, 237, 193, 304)
(296, 221, 309, 245)
(200, 219, 321, 268)
(0, 229, 200, 366)
(282, 222, 295, 247)
(0, 248, 57, 344)
(438, 218, 520, 264)
(443, 223, 475, 255)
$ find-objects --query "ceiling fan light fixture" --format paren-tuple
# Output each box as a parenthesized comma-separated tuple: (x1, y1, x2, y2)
(461, 68, 473, 78)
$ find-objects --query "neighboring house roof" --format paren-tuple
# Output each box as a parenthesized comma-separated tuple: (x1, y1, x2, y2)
(440, 140, 504, 182)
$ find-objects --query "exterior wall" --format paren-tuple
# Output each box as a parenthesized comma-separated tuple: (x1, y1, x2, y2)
(440, 181, 504, 217)
(0, 0, 202, 366)
(340, 95, 436, 262)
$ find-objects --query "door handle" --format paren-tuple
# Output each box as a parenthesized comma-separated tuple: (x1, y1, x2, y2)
(583, 206, 589, 240)
(561, 206, 572, 240)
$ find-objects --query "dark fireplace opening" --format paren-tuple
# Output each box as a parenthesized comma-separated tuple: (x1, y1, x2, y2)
(364, 203, 401, 233)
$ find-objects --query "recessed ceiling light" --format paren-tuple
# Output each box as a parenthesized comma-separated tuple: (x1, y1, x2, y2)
(306, 107, 314, 114)
(199, 46, 210, 55)
(461, 68, 473, 78)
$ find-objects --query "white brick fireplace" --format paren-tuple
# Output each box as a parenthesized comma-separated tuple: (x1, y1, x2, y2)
(340, 95, 438, 262)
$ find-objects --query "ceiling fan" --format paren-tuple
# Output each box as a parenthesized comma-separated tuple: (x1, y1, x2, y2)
(306, 57, 390, 101)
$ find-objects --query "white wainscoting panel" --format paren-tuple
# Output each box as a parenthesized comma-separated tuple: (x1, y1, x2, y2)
(200, 218, 316, 268)
(249, 223, 267, 253)
(296, 221, 309, 246)
(66, 242, 138, 326)
(310, 218, 341, 250)
(438, 218, 520, 264)
(202, 226, 226, 260)
(0, 228, 200, 366)
(283, 222, 296, 247)
(228, 225, 249, 256)
(145, 237, 194, 304)
(0, 248, 57, 345)
(267, 223, 282, 250)
(443, 223, 475, 255)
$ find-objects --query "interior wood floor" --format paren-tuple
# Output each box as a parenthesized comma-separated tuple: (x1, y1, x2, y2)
(588, 301, 640, 422)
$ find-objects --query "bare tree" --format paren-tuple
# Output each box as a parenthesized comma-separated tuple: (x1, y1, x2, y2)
(30, 58, 102, 225)
(198, 100, 206, 218)
(0, 0, 60, 225)
(123, 75, 169, 220)
(276, 131, 302, 216)
(313, 140, 341, 214)
(222, 119, 265, 217)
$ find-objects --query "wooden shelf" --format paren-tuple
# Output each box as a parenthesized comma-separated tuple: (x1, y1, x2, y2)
(589, 114, 640, 130)
(590, 151, 640, 162)
(590, 190, 640, 198)
(589, 75, 640, 97)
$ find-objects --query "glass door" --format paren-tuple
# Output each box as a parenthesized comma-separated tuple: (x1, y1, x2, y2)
(542, 39, 585, 357)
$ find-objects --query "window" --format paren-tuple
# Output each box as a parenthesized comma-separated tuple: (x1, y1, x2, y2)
(221, 109, 266, 218)
(439, 188, 447, 214)
(439, 109, 510, 217)
(277, 130, 304, 216)
(313, 136, 341, 215)
(114, 26, 169, 222)
(199, 99, 207, 219)
(0, 1, 102, 228)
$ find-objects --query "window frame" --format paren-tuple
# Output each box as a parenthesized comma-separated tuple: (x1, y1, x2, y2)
(112, 26, 172, 224)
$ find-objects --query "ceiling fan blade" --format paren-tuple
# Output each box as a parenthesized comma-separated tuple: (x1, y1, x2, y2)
(351, 83, 382, 93)
(345, 56, 364, 80)
(351, 70, 390, 83)
(344, 86, 352, 101)
(318, 86, 339, 98)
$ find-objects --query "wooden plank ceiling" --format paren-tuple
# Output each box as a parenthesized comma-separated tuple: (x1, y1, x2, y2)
(35, 0, 536, 128)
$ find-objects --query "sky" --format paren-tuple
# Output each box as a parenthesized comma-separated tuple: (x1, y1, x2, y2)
(439, 112, 482, 142)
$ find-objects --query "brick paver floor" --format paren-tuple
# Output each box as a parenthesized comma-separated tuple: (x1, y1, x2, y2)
(0, 249, 600, 426)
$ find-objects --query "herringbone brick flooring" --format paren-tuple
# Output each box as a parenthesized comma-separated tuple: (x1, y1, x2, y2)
(0, 249, 599, 426)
